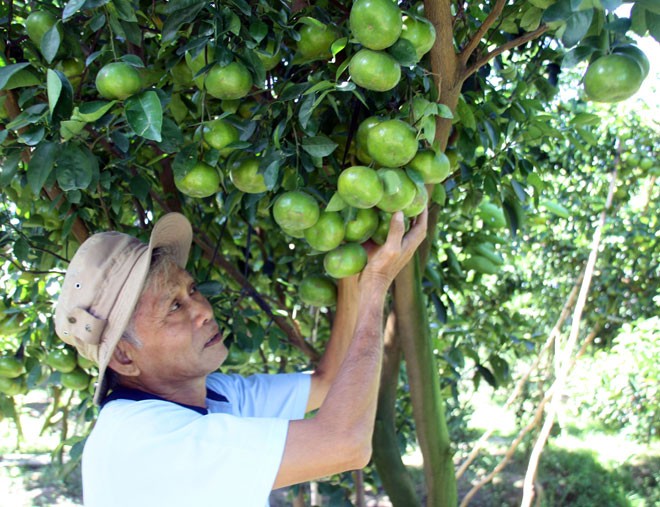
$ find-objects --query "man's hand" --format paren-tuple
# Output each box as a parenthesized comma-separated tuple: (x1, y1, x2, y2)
(359, 208, 428, 292)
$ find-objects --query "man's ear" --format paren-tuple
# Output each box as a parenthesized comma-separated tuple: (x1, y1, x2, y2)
(108, 341, 140, 377)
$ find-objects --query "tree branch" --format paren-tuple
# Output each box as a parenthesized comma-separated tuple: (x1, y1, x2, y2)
(464, 24, 549, 79)
(520, 166, 618, 507)
(460, 0, 508, 63)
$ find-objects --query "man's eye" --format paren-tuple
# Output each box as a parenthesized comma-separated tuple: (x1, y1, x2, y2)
(190, 284, 197, 295)
(169, 301, 181, 312)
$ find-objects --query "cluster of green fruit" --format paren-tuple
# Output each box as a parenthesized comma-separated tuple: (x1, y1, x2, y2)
(0, 340, 91, 397)
(347, 0, 436, 92)
(583, 44, 650, 103)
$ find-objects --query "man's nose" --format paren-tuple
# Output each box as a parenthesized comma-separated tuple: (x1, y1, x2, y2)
(192, 297, 213, 327)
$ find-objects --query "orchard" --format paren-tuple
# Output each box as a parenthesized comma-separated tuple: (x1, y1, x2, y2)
(1, 0, 659, 505)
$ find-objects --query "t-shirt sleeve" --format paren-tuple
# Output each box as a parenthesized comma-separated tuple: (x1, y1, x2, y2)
(83, 400, 290, 507)
(207, 372, 311, 419)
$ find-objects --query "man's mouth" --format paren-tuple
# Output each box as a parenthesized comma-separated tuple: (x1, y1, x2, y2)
(204, 333, 223, 348)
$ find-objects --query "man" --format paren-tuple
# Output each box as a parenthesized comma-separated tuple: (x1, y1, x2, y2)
(54, 209, 427, 506)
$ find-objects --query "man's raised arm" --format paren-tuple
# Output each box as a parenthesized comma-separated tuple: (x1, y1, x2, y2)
(273, 209, 428, 488)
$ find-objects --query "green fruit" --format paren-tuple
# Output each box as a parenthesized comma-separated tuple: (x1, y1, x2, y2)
(299, 276, 337, 307)
(583, 54, 644, 103)
(349, 0, 402, 50)
(297, 23, 338, 60)
(377, 168, 417, 212)
(57, 58, 85, 88)
(256, 40, 281, 71)
(46, 347, 77, 373)
(399, 15, 436, 61)
(201, 119, 240, 157)
(26, 11, 61, 46)
(337, 166, 384, 209)
(229, 158, 268, 194)
(304, 212, 345, 252)
(175, 161, 220, 198)
(349, 49, 401, 92)
(370, 212, 392, 245)
(402, 183, 428, 218)
(273, 191, 320, 230)
(324, 243, 368, 278)
(205, 62, 253, 100)
(613, 44, 650, 79)
(185, 46, 216, 89)
(0, 355, 25, 378)
(61, 368, 90, 391)
(366, 119, 418, 167)
(356, 116, 383, 164)
(0, 376, 26, 396)
(95, 62, 142, 100)
(345, 208, 379, 243)
(408, 149, 451, 184)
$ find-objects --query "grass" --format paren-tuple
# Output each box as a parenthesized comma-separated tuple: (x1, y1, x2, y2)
(453, 387, 660, 507)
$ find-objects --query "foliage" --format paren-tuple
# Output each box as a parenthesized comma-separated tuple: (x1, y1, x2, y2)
(0, 0, 658, 504)
(570, 317, 660, 443)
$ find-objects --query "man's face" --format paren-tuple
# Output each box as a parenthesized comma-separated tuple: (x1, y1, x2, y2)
(127, 265, 228, 385)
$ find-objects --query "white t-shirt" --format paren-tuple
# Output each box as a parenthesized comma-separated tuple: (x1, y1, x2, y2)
(82, 372, 311, 507)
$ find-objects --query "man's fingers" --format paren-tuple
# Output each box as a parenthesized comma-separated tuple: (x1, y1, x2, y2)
(383, 211, 405, 248)
(403, 207, 428, 250)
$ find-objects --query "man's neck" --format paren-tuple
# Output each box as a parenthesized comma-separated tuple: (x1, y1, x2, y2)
(118, 375, 209, 409)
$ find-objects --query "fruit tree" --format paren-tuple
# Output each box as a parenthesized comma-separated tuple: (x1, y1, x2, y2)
(1, 0, 658, 505)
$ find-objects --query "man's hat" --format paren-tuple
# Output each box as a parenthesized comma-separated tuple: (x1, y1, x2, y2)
(54, 213, 193, 404)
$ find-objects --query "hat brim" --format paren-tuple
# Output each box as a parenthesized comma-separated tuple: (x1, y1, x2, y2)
(92, 213, 193, 404)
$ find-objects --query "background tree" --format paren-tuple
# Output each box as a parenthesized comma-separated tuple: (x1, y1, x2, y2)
(0, 0, 657, 505)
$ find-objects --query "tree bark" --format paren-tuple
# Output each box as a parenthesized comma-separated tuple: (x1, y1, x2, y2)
(395, 256, 456, 507)
(372, 313, 419, 506)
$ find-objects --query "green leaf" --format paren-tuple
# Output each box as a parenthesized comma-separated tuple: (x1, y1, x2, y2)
(249, 19, 268, 42)
(73, 101, 117, 122)
(172, 144, 198, 180)
(302, 135, 337, 157)
(562, 9, 594, 47)
(55, 144, 99, 191)
(544, 0, 573, 22)
(388, 38, 419, 67)
(437, 104, 454, 119)
(0, 63, 31, 90)
(648, 10, 660, 41)
(63, 0, 87, 21)
(47, 69, 62, 117)
(125, 91, 163, 142)
(5, 104, 49, 131)
(60, 120, 87, 141)
(562, 44, 594, 68)
(326, 192, 347, 212)
(456, 98, 476, 130)
(113, 0, 138, 21)
(27, 142, 60, 194)
(521, 6, 544, 32)
(630, 3, 648, 36)
(571, 112, 600, 126)
(161, 1, 206, 43)
(41, 23, 62, 64)
(331, 37, 348, 57)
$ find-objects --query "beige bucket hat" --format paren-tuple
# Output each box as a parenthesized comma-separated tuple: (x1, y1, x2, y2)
(54, 213, 193, 404)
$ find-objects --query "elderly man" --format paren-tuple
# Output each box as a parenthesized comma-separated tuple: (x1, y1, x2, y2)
(54, 209, 427, 506)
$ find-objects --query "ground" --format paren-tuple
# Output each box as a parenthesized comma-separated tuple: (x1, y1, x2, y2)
(1, 388, 658, 506)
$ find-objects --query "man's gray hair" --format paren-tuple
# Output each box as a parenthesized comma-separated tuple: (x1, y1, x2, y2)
(120, 246, 181, 347)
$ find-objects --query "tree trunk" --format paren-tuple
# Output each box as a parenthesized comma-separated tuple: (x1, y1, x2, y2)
(394, 256, 456, 507)
(372, 313, 420, 505)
